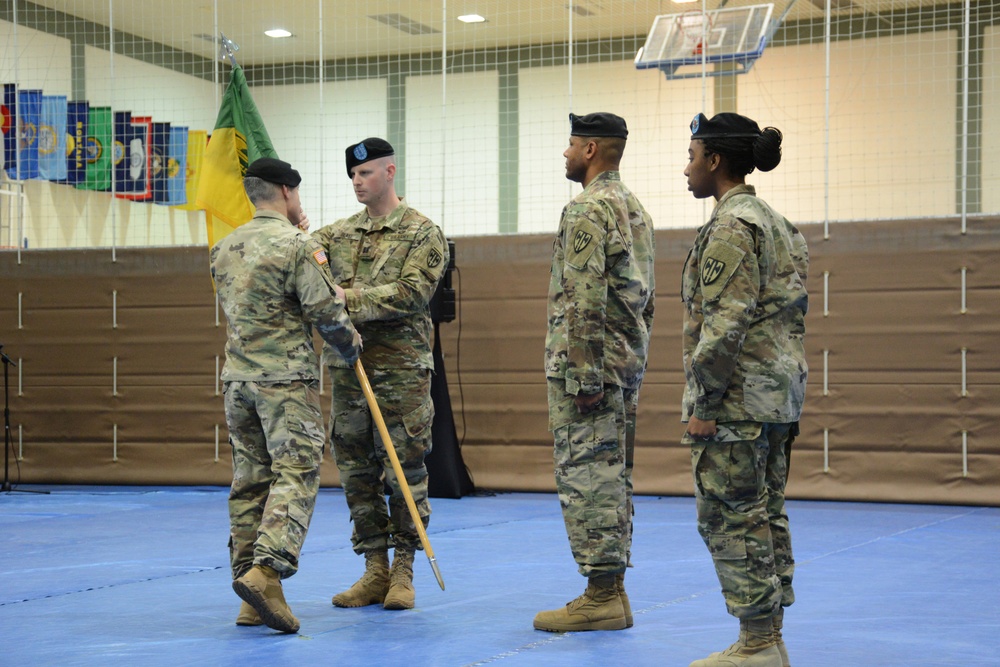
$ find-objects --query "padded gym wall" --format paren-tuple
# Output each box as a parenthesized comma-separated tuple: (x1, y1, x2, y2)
(2, 217, 997, 505)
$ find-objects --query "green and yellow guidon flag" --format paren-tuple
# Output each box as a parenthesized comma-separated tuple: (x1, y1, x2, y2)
(196, 64, 276, 247)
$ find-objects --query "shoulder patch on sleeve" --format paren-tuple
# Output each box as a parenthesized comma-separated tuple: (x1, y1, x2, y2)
(427, 248, 443, 269)
(313, 249, 328, 265)
(565, 219, 603, 271)
(700, 239, 746, 302)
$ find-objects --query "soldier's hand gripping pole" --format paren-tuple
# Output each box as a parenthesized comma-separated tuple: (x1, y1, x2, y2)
(353, 359, 445, 591)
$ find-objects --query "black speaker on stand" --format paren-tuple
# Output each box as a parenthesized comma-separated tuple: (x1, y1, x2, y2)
(426, 240, 474, 498)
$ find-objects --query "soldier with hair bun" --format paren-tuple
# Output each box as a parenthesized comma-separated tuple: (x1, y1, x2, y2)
(681, 112, 809, 667)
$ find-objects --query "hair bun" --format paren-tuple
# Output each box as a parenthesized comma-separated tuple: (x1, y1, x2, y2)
(753, 127, 783, 172)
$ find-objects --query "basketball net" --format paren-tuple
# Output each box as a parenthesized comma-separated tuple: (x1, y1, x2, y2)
(676, 11, 714, 58)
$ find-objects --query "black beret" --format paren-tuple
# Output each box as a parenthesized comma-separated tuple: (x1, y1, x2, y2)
(690, 112, 761, 140)
(569, 112, 628, 139)
(345, 137, 395, 177)
(245, 157, 301, 187)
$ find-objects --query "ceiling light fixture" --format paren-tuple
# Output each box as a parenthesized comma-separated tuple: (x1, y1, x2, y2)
(265, 28, 292, 38)
(457, 14, 487, 24)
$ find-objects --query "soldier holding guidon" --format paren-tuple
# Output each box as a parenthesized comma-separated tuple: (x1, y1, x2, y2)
(313, 138, 449, 612)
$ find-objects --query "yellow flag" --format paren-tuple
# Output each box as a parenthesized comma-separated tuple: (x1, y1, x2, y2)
(196, 65, 276, 247)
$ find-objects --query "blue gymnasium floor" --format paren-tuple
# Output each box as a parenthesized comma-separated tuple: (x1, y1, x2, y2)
(1, 486, 998, 667)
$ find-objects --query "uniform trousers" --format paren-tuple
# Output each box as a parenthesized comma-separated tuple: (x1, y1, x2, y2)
(329, 366, 433, 553)
(225, 379, 325, 579)
(548, 379, 638, 577)
(690, 421, 796, 619)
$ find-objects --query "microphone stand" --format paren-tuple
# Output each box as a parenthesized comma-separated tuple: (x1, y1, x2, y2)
(1, 345, 48, 494)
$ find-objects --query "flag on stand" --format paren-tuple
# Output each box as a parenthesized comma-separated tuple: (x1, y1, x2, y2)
(79, 105, 111, 191)
(39, 94, 68, 181)
(176, 129, 206, 211)
(196, 64, 277, 248)
(65, 100, 89, 184)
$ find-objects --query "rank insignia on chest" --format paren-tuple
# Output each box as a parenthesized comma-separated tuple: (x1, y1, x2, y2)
(702, 257, 726, 284)
(573, 230, 593, 254)
(313, 249, 328, 265)
(427, 248, 442, 268)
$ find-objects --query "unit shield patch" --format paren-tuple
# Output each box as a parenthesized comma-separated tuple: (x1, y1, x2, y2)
(565, 219, 602, 271)
(699, 239, 746, 302)
(702, 257, 726, 284)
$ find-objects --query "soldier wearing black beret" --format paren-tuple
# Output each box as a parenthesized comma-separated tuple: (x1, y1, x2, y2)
(682, 111, 806, 667)
(214, 154, 360, 634)
(534, 112, 655, 633)
(245, 156, 302, 187)
(569, 111, 629, 139)
(345, 137, 395, 178)
(313, 139, 449, 612)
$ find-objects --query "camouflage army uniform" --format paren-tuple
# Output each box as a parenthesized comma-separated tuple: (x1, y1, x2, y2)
(211, 209, 358, 581)
(313, 200, 448, 553)
(545, 170, 655, 577)
(681, 184, 809, 619)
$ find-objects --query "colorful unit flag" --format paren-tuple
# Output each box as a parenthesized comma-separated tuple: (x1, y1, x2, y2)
(196, 64, 277, 247)
(111, 110, 131, 192)
(65, 101, 89, 184)
(151, 121, 171, 203)
(164, 125, 189, 206)
(114, 112, 153, 200)
(176, 129, 206, 211)
(39, 95, 68, 181)
(2, 84, 42, 180)
(79, 105, 112, 191)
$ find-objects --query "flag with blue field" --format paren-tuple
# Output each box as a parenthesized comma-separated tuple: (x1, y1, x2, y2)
(39, 95, 68, 180)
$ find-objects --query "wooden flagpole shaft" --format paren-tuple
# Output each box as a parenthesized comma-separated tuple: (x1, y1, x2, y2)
(353, 359, 445, 591)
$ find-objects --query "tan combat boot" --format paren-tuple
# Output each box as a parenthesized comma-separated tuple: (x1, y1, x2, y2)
(773, 608, 790, 667)
(533, 573, 627, 632)
(332, 550, 390, 607)
(383, 548, 416, 610)
(688, 617, 783, 667)
(235, 601, 262, 626)
(616, 573, 633, 628)
(232, 565, 300, 633)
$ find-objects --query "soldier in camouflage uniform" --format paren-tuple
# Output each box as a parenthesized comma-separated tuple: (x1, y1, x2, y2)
(312, 138, 448, 611)
(534, 112, 655, 633)
(211, 157, 361, 634)
(681, 113, 809, 667)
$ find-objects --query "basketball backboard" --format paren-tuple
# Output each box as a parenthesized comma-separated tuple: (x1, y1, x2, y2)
(635, 3, 777, 80)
